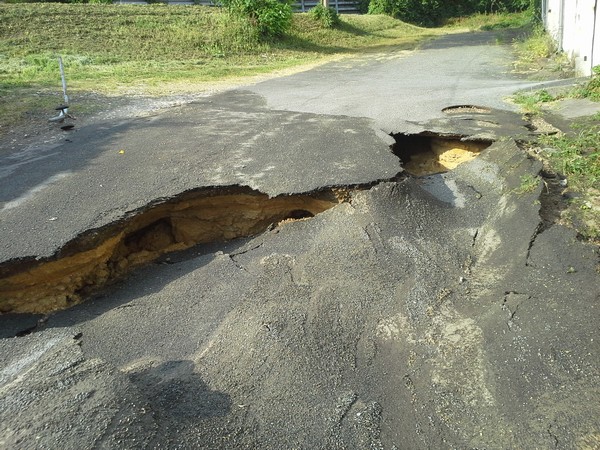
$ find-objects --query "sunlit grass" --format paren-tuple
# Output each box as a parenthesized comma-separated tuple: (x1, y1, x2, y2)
(443, 11, 533, 31)
(0, 5, 433, 93)
(0, 5, 528, 131)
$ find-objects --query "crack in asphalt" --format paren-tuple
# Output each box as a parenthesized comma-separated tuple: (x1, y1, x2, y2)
(0, 185, 348, 314)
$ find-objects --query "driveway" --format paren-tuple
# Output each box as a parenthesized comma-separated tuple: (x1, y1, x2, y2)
(0, 30, 598, 449)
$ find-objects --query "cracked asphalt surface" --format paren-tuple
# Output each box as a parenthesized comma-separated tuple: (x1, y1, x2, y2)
(1, 30, 599, 449)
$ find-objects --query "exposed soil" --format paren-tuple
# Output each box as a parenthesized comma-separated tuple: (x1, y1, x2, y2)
(0, 127, 496, 315)
(392, 134, 492, 176)
(0, 186, 346, 314)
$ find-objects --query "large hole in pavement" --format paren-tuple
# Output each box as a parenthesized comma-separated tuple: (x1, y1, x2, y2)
(393, 133, 493, 176)
(0, 186, 349, 315)
(0, 133, 492, 315)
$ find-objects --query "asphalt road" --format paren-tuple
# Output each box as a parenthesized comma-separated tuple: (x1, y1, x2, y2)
(1, 29, 599, 449)
(249, 30, 545, 133)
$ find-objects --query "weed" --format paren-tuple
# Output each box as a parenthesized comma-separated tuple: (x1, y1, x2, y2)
(538, 122, 600, 242)
(516, 174, 539, 194)
(540, 126, 600, 190)
(511, 23, 576, 78)
(511, 23, 600, 242)
(309, 4, 340, 29)
(0, 5, 435, 94)
(444, 11, 533, 31)
(512, 89, 556, 113)
(514, 24, 555, 61)
(0, 4, 439, 131)
(222, 0, 293, 38)
(572, 66, 600, 101)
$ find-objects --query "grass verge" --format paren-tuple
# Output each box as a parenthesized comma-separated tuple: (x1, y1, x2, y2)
(536, 115, 600, 242)
(0, 4, 438, 130)
(511, 23, 574, 79)
(512, 38, 600, 242)
(0, 5, 532, 133)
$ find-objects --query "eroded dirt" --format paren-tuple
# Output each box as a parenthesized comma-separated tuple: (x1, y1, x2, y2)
(1, 131, 598, 450)
(0, 187, 346, 314)
(393, 134, 492, 176)
(0, 128, 497, 315)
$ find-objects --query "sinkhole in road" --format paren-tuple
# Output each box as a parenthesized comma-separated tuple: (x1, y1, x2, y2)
(393, 133, 493, 176)
(1, 133, 492, 316)
(0, 186, 348, 315)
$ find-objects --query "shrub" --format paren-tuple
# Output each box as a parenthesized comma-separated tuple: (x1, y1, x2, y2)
(309, 4, 340, 28)
(221, 0, 293, 38)
(574, 66, 600, 101)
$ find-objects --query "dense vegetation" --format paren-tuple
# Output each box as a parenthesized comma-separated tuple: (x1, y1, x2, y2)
(368, 0, 539, 26)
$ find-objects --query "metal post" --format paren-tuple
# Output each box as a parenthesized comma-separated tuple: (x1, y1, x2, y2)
(592, 0, 598, 69)
(49, 56, 71, 124)
(58, 56, 69, 107)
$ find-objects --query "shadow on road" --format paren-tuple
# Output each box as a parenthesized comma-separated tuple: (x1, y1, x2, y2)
(129, 359, 231, 420)
(422, 27, 530, 50)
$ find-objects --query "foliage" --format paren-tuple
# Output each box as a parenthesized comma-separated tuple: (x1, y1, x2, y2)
(541, 123, 600, 189)
(512, 89, 555, 113)
(511, 23, 575, 78)
(0, 4, 434, 131)
(516, 174, 539, 195)
(572, 66, 600, 101)
(539, 121, 600, 241)
(514, 24, 556, 60)
(518, 83, 600, 242)
(221, 0, 293, 38)
(367, 0, 538, 26)
(443, 10, 532, 30)
(308, 4, 339, 28)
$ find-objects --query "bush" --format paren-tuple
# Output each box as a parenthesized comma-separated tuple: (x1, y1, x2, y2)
(221, 0, 293, 38)
(309, 4, 340, 28)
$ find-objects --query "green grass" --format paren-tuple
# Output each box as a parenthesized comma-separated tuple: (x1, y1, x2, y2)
(539, 116, 600, 192)
(538, 118, 600, 241)
(513, 24, 555, 60)
(0, 5, 534, 129)
(514, 86, 600, 241)
(512, 89, 556, 114)
(0, 5, 433, 92)
(571, 66, 600, 101)
(516, 174, 540, 195)
(0, 4, 440, 129)
(443, 11, 534, 31)
(511, 23, 574, 77)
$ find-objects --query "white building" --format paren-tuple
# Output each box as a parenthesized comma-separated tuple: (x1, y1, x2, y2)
(542, 0, 600, 76)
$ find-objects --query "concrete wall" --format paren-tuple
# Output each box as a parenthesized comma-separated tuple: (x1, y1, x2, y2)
(543, 0, 599, 76)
